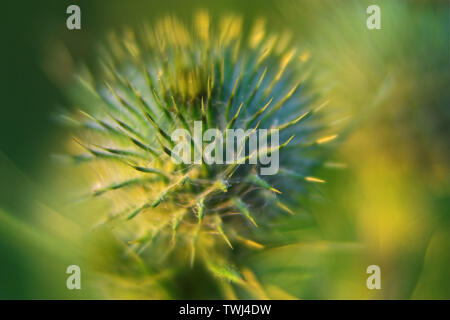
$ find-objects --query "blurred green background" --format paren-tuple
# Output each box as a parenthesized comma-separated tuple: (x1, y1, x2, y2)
(0, 0, 448, 299)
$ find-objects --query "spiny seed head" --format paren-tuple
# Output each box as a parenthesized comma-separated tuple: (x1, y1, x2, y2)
(61, 12, 335, 271)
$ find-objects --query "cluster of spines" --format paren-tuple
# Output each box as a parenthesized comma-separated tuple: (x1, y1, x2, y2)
(61, 12, 338, 270)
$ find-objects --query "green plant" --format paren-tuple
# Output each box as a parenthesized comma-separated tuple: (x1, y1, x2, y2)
(60, 11, 337, 299)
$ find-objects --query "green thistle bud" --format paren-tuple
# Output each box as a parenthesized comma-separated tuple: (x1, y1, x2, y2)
(59, 11, 338, 298)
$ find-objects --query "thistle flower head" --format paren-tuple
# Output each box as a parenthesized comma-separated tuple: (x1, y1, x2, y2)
(61, 11, 336, 280)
